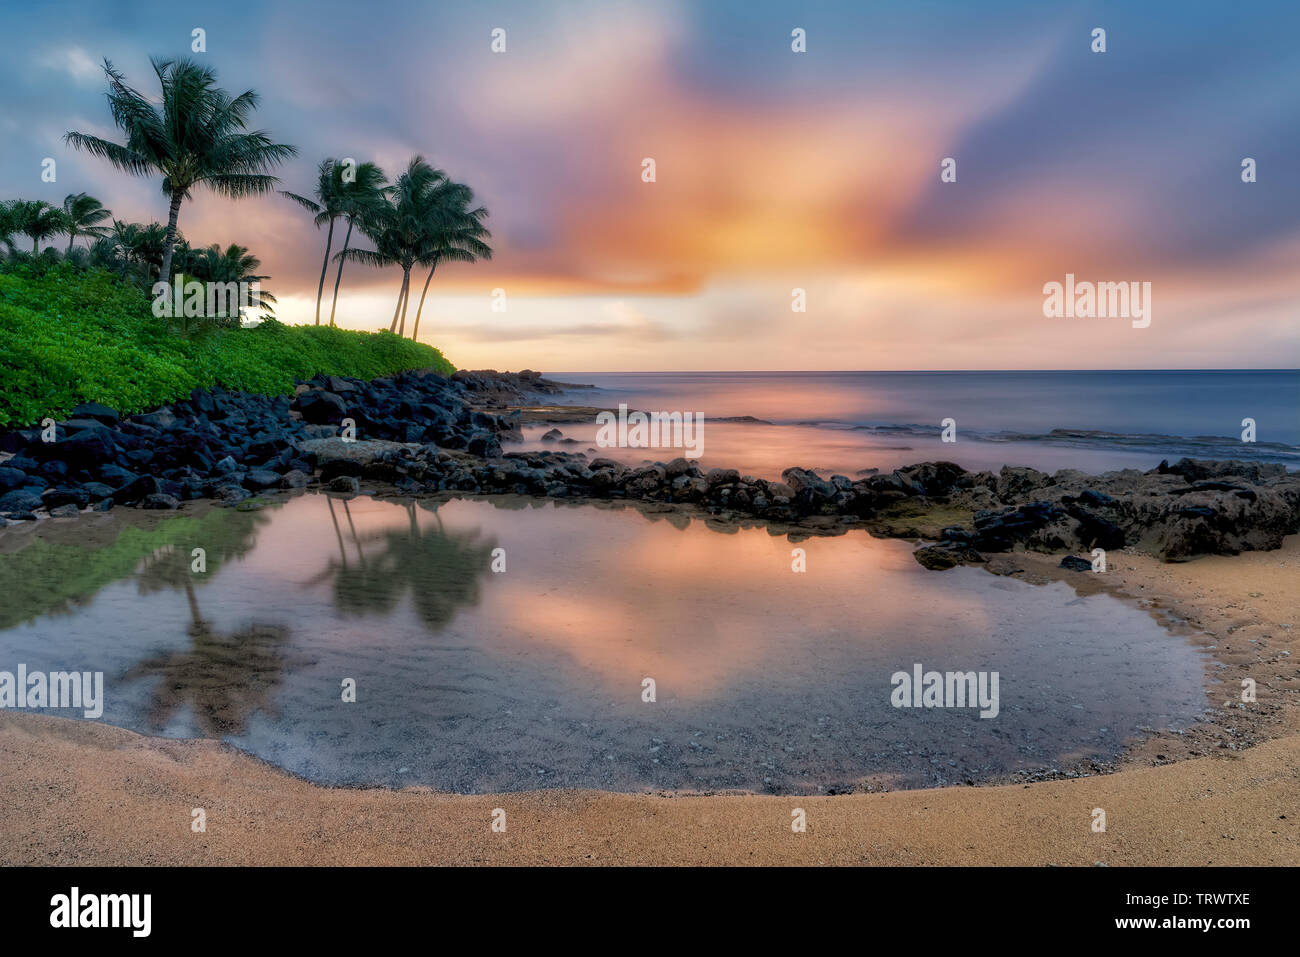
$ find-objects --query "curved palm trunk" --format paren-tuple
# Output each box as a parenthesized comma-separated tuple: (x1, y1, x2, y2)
(67, 234, 75, 255)
(412, 257, 439, 343)
(327, 218, 354, 327)
(314, 218, 335, 325)
(159, 191, 184, 283)
(398, 268, 415, 338)
(390, 272, 409, 333)
(391, 268, 413, 336)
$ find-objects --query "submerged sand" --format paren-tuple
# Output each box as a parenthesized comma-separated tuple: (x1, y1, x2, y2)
(1, 537, 1296, 866)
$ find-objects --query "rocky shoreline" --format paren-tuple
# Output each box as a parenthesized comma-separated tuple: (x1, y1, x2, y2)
(2, 369, 1297, 564)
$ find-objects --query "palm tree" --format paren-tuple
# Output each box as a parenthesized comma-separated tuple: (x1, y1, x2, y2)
(125, 222, 169, 280)
(65, 57, 296, 285)
(338, 201, 405, 332)
(339, 156, 442, 336)
(280, 158, 346, 325)
(409, 179, 491, 342)
(102, 219, 140, 278)
(10, 200, 68, 253)
(0, 201, 17, 255)
(62, 192, 112, 253)
(327, 161, 387, 327)
(187, 242, 277, 322)
(385, 156, 444, 336)
(88, 234, 118, 271)
(338, 157, 491, 339)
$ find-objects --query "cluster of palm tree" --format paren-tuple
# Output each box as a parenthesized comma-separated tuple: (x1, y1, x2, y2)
(283, 155, 491, 339)
(174, 241, 276, 320)
(0, 193, 112, 256)
(0, 204, 274, 318)
(4, 53, 492, 339)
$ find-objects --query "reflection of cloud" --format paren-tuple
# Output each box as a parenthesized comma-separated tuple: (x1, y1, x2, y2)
(486, 508, 987, 699)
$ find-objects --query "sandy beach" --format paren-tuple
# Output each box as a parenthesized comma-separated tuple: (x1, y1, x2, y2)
(3, 536, 1295, 867)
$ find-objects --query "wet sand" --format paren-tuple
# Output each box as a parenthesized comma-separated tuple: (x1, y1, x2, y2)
(2, 536, 1296, 866)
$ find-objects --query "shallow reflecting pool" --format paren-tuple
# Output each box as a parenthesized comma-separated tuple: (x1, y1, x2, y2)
(0, 493, 1209, 793)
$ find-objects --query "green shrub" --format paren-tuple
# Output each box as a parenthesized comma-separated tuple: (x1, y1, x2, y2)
(0, 264, 455, 427)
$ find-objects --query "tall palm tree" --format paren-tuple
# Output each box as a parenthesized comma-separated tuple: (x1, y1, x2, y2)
(65, 57, 296, 285)
(326, 161, 387, 327)
(10, 199, 68, 253)
(340, 156, 443, 337)
(280, 158, 346, 324)
(338, 157, 491, 339)
(62, 192, 112, 253)
(409, 180, 491, 343)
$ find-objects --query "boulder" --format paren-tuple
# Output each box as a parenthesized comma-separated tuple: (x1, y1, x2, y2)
(0, 467, 27, 492)
(293, 390, 348, 424)
(141, 493, 181, 510)
(327, 475, 361, 494)
(0, 489, 44, 515)
(242, 469, 283, 490)
(997, 465, 1052, 501)
(47, 425, 118, 468)
(914, 543, 986, 570)
(42, 486, 90, 509)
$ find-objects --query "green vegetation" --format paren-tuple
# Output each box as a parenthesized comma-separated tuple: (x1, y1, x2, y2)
(0, 504, 271, 631)
(0, 51, 483, 419)
(65, 57, 296, 286)
(0, 265, 454, 428)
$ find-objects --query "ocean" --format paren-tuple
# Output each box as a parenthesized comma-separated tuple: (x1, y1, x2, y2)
(535, 369, 1299, 478)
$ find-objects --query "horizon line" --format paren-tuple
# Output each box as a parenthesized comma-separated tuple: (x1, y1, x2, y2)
(539, 368, 1300, 375)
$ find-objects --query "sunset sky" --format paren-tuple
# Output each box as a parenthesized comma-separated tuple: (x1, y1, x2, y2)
(3, 0, 1297, 371)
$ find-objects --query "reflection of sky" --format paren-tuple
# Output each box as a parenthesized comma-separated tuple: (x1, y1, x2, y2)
(0, 495, 1208, 792)
(3, 0, 1297, 369)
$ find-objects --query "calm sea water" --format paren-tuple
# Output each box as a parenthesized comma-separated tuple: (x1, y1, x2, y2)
(534, 370, 1299, 478)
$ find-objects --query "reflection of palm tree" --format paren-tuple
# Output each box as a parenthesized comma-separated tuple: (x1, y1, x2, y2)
(308, 500, 495, 632)
(126, 509, 294, 735)
(124, 577, 291, 736)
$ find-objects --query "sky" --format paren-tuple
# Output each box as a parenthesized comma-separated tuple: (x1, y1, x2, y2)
(1, 0, 1297, 371)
